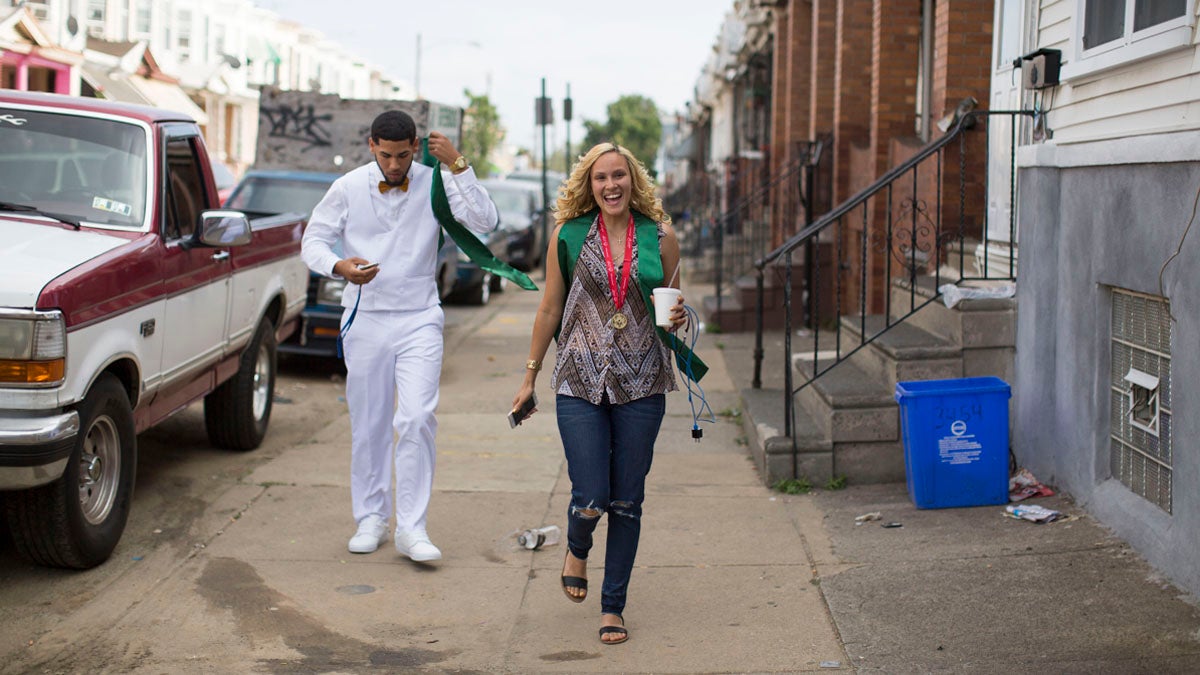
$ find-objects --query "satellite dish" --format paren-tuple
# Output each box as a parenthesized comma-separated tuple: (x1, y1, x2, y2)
(66, 15, 79, 36)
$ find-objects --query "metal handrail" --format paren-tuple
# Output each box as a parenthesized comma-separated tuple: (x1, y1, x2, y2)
(748, 109, 1034, 478)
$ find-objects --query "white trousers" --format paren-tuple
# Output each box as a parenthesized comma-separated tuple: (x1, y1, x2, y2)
(342, 305, 444, 533)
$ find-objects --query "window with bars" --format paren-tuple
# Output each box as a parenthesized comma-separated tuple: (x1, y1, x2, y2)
(1109, 288, 1172, 513)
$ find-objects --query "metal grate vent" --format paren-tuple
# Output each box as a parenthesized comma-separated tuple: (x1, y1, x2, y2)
(1109, 288, 1172, 513)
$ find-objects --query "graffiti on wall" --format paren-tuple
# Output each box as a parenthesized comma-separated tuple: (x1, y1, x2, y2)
(254, 87, 461, 174)
(260, 103, 333, 150)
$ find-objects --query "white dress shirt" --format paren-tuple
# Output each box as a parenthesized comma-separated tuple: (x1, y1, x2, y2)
(301, 160, 498, 312)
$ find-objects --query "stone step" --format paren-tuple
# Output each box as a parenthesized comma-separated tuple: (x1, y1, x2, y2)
(890, 277, 1017, 349)
(795, 358, 898, 444)
(838, 314, 963, 387)
(740, 387, 832, 487)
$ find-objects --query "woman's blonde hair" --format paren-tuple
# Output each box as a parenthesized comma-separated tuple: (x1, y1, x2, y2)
(554, 142, 670, 226)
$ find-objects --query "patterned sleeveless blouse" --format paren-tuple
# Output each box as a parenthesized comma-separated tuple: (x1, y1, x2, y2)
(550, 215, 678, 404)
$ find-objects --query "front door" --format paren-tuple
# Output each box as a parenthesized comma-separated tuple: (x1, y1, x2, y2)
(986, 0, 1030, 249)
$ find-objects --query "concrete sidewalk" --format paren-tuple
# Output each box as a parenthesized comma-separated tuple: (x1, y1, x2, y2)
(704, 281, 1200, 673)
(167, 279, 847, 673)
(44, 275, 1196, 673)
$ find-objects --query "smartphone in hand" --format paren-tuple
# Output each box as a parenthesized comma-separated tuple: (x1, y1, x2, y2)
(357, 262, 378, 271)
(508, 392, 538, 428)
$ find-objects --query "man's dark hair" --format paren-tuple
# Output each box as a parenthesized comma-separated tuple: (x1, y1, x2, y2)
(371, 110, 417, 143)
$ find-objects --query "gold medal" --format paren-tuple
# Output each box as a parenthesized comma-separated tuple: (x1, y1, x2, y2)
(612, 312, 628, 329)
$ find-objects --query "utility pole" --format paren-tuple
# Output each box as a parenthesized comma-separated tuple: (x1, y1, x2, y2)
(536, 78, 553, 267)
(414, 33, 422, 99)
(564, 83, 573, 175)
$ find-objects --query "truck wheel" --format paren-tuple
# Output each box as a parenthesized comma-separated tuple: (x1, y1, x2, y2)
(4, 373, 136, 569)
(489, 274, 507, 294)
(205, 316, 276, 451)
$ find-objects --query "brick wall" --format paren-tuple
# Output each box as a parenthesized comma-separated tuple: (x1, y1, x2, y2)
(932, 0, 992, 246)
(858, 0, 923, 312)
(771, 5, 791, 246)
(810, 0, 838, 141)
(832, 0, 873, 206)
(771, 0, 815, 248)
(767, 0, 995, 318)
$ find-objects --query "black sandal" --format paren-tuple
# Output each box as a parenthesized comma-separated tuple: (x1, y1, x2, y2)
(561, 551, 587, 603)
(598, 615, 628, 645)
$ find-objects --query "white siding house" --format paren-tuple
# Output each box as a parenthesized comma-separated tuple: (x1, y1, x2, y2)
(1013, 0, 1200, 600)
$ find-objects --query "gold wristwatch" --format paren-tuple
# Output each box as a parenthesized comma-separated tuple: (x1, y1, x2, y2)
(450, 155, 469, 174)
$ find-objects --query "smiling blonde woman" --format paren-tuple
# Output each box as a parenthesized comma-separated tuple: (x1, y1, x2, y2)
(511, 142, 707, 645)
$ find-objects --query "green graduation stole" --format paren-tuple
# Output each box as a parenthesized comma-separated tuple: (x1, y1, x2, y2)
(420, 139, 538, 291)
(557, 210, 708, 382)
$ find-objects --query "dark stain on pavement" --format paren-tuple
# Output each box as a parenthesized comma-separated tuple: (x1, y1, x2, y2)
(540, 650, 600, 662)
(198, 557, 452, 672)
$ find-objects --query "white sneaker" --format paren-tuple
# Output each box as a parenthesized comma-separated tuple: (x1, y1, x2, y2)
(395, 529, 442, 562)
(348, 515, 388, 553)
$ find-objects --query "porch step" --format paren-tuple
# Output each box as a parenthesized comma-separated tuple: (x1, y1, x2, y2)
(796, 358, 897, 443)
(737, 275, 1016, 488)
(696, 241, 837, 334)
(890, 277, 1017, 348)
(890, 277, 1017, 381)
(740, 387, 832, 487)
(838, 314, 963, 387)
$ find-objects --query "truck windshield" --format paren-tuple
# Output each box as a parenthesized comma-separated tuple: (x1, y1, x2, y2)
(0, 107, 149, 229)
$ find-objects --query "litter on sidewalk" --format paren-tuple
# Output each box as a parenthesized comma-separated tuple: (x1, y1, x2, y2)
(1009, 468, 1056, 501)
(854, 511, 882, 524)
(1004, 504, 1064, 523)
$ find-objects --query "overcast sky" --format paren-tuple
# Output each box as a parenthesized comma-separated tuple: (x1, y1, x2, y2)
(258, 0, 734, 155)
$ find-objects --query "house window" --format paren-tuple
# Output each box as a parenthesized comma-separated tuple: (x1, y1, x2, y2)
(23, 0, 50, 21)
(134, 0, 151, 36)
(1070, 0, 1193, 78)
(85, 0, 105, 38)
(1084, 0, 1186, 49)
(177, 9, 193, 60)
(1109, 288, 1172, 513)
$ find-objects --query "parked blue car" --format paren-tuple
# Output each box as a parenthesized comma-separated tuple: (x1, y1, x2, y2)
(225, 169, 457, 358)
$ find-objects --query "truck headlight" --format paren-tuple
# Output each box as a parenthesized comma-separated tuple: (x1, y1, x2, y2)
(0, 310, 67, 385)
(316, 278, 347, 306)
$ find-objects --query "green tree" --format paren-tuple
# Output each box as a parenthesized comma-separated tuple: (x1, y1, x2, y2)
(581, 94, 662, 177)
(461, 88, 504, 178)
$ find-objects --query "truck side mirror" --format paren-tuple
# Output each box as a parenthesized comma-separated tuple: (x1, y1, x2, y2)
(197, 210, 252, 247)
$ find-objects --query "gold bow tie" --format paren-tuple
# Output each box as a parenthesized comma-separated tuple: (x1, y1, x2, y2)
(379, 177, 409, 193)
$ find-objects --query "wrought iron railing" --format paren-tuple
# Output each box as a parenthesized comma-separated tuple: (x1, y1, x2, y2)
(750, 110, 1034, 450)
(675, 141, 823, 311)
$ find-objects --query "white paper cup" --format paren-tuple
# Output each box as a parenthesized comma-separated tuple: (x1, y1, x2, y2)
(652, 287, 683, 328)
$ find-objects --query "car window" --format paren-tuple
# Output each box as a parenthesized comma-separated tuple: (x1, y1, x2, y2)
(164, 138, 207, 241)
(227, 177, 333, 218)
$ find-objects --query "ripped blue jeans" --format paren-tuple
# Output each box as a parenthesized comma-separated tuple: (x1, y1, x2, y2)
(556, 393, 665, 616)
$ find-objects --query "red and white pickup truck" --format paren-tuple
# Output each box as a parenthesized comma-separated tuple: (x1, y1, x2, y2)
(0, 90, 306, 569)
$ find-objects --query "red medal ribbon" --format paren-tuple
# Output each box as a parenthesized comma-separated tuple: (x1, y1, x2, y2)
(597, 213, 634, 313)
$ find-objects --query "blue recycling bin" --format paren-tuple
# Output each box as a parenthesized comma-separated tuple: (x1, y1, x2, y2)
(894, 377, 1011, 509)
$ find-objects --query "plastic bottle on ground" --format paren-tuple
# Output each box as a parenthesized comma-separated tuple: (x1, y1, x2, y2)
(517, 525, 561, 550)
